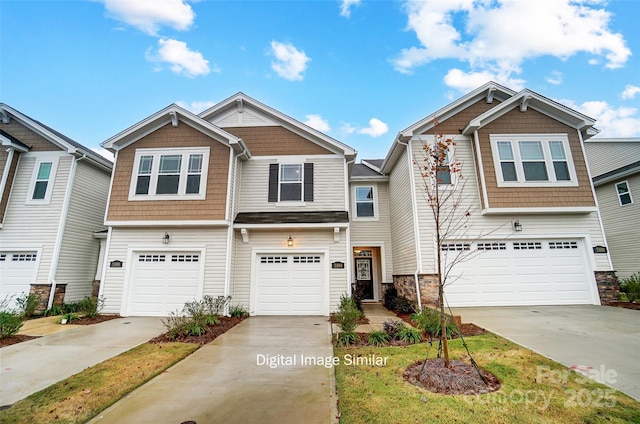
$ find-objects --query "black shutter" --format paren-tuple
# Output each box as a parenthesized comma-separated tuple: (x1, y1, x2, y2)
(268, 163, 279, 202)
(304, 162, 314, 202)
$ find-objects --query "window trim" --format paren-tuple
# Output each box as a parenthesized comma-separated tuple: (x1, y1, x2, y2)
(352, 184, 378, 221)
(490, 134, 578, 187)
(128, 147, 210, 201)
(278, 163, 304, 202)
(615, 180, 633, 206)
(26, 156, 59, 205)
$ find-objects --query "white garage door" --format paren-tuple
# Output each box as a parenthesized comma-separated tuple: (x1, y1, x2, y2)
(444, 240, 596, 307)
(255, 254, 326, 315)
(0, 252, 38, 306)
(128, 252, 202, 316)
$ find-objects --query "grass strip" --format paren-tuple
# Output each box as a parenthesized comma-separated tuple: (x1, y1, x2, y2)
(335, 334, 640, 424)
(0, 342, 198, 424)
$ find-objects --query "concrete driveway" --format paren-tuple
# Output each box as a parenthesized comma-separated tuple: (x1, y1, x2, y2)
(0, 317, 165, 406)
(89, 316, 337, 424)
(451, 305, 640, 401)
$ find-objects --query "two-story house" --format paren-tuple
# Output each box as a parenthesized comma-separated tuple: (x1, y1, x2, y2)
(0, 104, 112, 309)
(99, 94, 356, 316)
(381, 82, 614, 307)
(585, 138, 640, 279)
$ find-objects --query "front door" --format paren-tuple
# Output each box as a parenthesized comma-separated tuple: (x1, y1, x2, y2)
(355, 258, 374, 300)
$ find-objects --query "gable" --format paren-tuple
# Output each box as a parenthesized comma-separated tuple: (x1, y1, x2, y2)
(224, 126, 333, 156)
(421, 98, 502, 135)
(1, 120, 64, 152)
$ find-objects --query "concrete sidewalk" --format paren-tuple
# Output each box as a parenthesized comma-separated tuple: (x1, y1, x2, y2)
(0, 317, 165, 406)
(89, 316, 337, 424)
(451, 305, 640, 401)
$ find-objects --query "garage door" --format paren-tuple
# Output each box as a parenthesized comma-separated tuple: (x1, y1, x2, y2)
(444, 240, 596, 306)
(128, 252, 202, 316)
(255, 254, 326, 315)
(0, 252, 38, 306)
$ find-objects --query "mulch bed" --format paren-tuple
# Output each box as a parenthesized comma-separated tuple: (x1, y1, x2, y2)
(149, 316, 246, 346)
(606, 301, 640, 310)
(391, 312, 488, 338)
(0, 334, 41, 348)
(404, 358, 501, 395)
(329, 314, 370, 325)
(72, 314, 123, 325)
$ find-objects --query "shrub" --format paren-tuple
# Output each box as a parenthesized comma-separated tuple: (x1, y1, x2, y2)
(203, 295, 231, 316)
(619, 273, 640, 303)
(183, 299, 219, 331)
(162, 310, 191, 340)
(15, 292, 43, 318)
(334, 294, 362, 334)
(78, 296, 106, 318)
(229, 305, 249, 317)
(0, 311, 24, 339)
(337, 331, 358, 347)
(44, 305, 64, 316)
(59, 312, 80, 324)
(411, 307, 459, 338)
(367, 330, 390, 346)
(382, 319, 405, 339)
(396, 325, 423, 344)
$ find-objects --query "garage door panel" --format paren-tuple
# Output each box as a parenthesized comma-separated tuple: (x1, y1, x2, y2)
(0, 252, 39, 305)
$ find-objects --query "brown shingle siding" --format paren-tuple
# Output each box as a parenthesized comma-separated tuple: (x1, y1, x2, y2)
(223, 126, 333, 156)
(106, 123, 230, 222)
(0, 151, 20, 223)
(1, 121, 64, 152)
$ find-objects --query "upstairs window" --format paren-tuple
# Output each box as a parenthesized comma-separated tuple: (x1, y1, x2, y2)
(268, 163, 314, 203)
(27, 156, 59, 205)
(129, 148, 209, 200)
(616, 181, 633, 206)
(280, 164, 303, 201)
(491, 135, 577, 187)
(354, 186, 376, 218)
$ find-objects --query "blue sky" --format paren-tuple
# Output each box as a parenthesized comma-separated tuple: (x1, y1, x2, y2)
(2, 0, 639, 161)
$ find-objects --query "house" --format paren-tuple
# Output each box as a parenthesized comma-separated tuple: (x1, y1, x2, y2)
(584, 138, 640, 279)
(99, 94, 356, 316)
(0, 104, 112, 310)
(380, 82, 616, 307)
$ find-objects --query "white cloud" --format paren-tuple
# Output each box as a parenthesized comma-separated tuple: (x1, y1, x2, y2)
(147, 38, 210, 78)
(91, 147, 115, 162)
(394, 0, 631, 89)
(357, 118, 389, 137)
(562, 98, 640, 137)
(340, 0, 361, 18)
(546, 71, 563, 86)
(443, 68, 525, 92)
(622, 85, 640, 100)
(176, 100, 217, 114)
(101, 0, 195, 36)
(270, 41, 310, 81)
(304, 114, 331, 132)
(340, 122, 357, 135)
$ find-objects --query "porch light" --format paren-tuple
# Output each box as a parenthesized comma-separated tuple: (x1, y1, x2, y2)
(287, 235, 294, 247)
(163, 232, 170, 244)
(513, 220, 522, 232)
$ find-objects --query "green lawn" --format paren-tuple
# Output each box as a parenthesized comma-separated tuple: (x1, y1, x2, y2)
(335, 334, 640, 424)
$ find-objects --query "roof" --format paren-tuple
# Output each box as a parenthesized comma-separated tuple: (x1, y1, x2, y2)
(592, 160, 640, 186)
(0, 129, 30, 152)
(0, 103, 113, 170)
(199, 92, 357, 160)
(234, 211, 349, 225)
(351, 164, 383, 178)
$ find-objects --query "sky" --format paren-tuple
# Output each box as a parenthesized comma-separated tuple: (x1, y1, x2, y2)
(1, 0, 639, 161)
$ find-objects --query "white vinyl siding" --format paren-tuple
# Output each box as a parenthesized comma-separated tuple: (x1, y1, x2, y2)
(1, 153, 70, 284)
(56, 162, 111, 301)
(388, 148, 417, 274)
(584, 141, 640, 177)
(594, 173, 640, 278)
(238, 156, 345, 212)
(100, 227, 228, 315)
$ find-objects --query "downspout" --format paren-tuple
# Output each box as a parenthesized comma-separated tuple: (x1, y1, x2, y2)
(397, 137, 422, 310)
(48, 154, 85, 308)
(345, 157, 355, 297)
(223, 148, 237, 315)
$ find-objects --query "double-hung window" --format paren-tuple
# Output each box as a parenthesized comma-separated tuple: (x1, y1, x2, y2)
(268, 162, 314, 203)
(491, 135, 577, 187)
(27, 156, 59, 205)
(615, 181, 633, 206)
(354, 186, 376, 218)
(129, 148, 209, 200)
(280, 164, 303, 201)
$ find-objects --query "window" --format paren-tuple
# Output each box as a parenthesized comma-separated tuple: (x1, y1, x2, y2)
(436, 150, 452, 185)
(491, 135, 577, 187)
(27, 156, 59, 204)
(268, 163, 314, 203)
(280, 164, 303, 201)
(355, 186, 375, 218)
(616, 181, 633, 206)
(129, 148, 209, 200)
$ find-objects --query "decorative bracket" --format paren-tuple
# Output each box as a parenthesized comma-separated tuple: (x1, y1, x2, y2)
(486, 86, 496, 104)
(333, 227, 340, 243)
(169, 110, 179, 127)
(520, 94, 532, 112)
(236, 98, 244, 113)
(241, 228, 249, 244)
(0, 110, 10, 124)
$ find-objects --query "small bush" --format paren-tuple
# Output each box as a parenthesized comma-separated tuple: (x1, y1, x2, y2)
(619, 273, 640, 303)
(44, 305, 64, 316)
(0, 312, 23, 339)
(382, 286, 415, 314)
(337, 331, 358, 347)
(183, 299, 219, 332)
(15, 293, 43, 318)
(229, 305, 248, 317)
(334, 294, 362, 334)
(162, 310, 191, 340)
(78, 296, 106, 318)
(382, 319, 405, 339)
(203, 295, 231, 316)
(411, 307, 459, 338)
(367, 330, 390, 346)
(396, 325, 423, 344)
(59, 312, 80, 324)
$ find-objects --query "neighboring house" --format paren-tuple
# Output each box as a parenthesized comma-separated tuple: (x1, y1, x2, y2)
(99, 94, 356, 316)
(0, 104, 112, 309)
(584, 138, 640, 279)
(380, 82, 615, 307)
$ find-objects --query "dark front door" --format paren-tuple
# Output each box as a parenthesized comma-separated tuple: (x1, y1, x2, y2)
(355, 258, 374, 300)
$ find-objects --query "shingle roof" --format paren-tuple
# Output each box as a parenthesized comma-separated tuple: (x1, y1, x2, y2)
(0, 129, 30, 150)
(592, 160, 640, 186)
(234, 211, 349, 224)
(352, 164, 383, 177)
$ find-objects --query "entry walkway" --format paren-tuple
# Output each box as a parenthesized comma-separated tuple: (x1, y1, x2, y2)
(356, 302, 398, 332)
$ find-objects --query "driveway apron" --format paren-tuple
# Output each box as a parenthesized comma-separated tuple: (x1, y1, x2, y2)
(89, 316, 337, 424)
(0, 317, 166, 406)
(451, 305, 640, 401)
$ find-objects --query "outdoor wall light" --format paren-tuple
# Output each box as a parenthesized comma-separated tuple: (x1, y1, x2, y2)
(513, 220, 523, 232)
(163, 232, 170, 244)
(287, 235, 294, 247)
